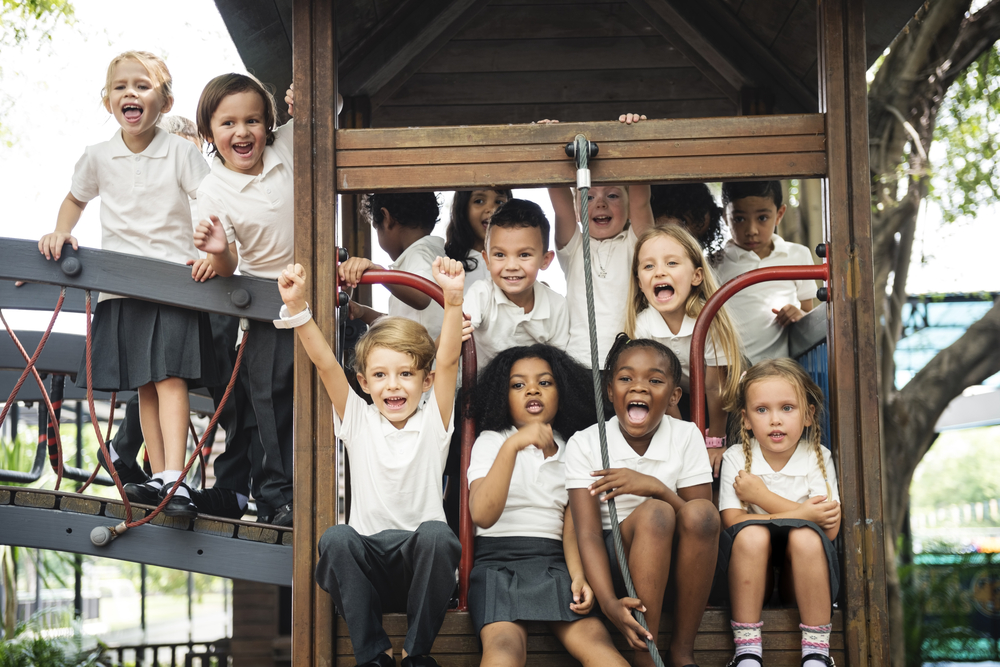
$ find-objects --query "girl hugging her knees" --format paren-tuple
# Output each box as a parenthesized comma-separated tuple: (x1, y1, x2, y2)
(718, 358, 840, 667)
(566, 335, 720, 667)
(468, 344, 628, 667)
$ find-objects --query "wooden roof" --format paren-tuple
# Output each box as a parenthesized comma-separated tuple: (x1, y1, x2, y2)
(215, 0, 921, 125)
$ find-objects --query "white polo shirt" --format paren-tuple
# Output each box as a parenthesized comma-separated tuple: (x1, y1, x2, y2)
(715, 236, 816, 363)
(565, 416, 712, 530)
(196, 121, 294, 280)
(464, 278, 570, 370)
(467, 428, 569, 540)
(632, 308, 729, 392)
(334, 387, 454, 536)
(388, 235, 447, 341)
(557, 225, 638, 367)
(70, 128, 208, 297)
(719, 441, 840, 514)
(464, 249, 490, 290)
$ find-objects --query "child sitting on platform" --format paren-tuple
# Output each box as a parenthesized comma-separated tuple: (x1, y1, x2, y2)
(718, 358, 840, 667)
(468, 344, 627, 667)
(445, 188, 512, 287)
(278, 259, 465, 667)
(716, 181, 817, 364)
(566, 335, 720, 667)
(462, 199, 570, 370)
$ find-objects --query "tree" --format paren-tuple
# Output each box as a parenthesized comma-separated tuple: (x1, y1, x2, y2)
(868, 1, 1000, 663)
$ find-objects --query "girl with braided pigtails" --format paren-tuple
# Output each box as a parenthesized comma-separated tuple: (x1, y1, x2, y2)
(717, 359, 841, 667)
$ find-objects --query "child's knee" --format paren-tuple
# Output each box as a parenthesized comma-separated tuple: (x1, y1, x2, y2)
(414, 521, 461, 560)
(732, 525, 771, 555)
(481, 625, 528, 662)
(318, 524, 363, 559)
(787, 527, 824, 557)
(636, 498, 676, 539)
(677, 498, 720, 540)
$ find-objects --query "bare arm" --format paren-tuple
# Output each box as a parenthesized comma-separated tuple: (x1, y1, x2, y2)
(722, 498, 841, 541)
(339, 256, 432, 310)
(431, 257, 465, 426)
(588, 467, 689, 513)
(39, 193, 86, 260)
(549, 187, 579, 250)
(628, 184, 654, 237)
(704, 366, 728, 439)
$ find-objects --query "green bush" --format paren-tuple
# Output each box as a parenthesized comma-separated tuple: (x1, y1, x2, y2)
(0, 621, 107, 667)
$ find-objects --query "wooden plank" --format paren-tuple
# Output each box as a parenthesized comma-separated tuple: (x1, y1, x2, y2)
(769, 0, 818, 79)
(237, 524, 279, 544)
(453, 3, 651, 40)
(0, 489, 10, 505)
(192, 517, 236, 538)
(734, 0, 799, 47)
(14, 491, 56, 509)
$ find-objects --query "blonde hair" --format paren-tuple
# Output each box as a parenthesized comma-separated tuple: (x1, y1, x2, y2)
(353, 317, 436, 376)
(102, 51, 173, 108)
(736, 358, 834, 508)
(624, 225, 744, 410)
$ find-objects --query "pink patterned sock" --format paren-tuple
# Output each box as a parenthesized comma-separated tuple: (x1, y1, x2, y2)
(731, 620, 763, 661)
(801, 622, 832, 666)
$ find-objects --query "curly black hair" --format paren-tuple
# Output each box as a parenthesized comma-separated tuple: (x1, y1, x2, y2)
(650, 183, 726, 265)
(603, 333, 682, 389)
(473, 344, 597, 440)
(362, 192, 440, 233)
(720, 180, 783, 209)
(445, 189, 513, 272)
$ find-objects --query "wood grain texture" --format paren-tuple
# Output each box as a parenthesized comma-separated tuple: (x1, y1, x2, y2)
(453, 3, 652, 40)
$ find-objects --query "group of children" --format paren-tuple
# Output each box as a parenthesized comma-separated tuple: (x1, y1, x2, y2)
(38, 50, 840, 667)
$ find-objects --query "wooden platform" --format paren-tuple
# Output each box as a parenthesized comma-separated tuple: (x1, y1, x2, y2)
(334, 609, 845, 666)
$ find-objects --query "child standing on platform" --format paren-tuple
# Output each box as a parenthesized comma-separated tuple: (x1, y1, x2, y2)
(445, 188, 512, 288)
(718, 358, 840, 667)
(39, 51, 216, 518)
(278, 258, 464, 667)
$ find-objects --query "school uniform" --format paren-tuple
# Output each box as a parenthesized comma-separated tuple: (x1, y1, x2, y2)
(71, 127, 217, 391)
(197, 121, 295, 513)
(717, 441, 840, 601)
(315, 388, 461, 665)
(463, 248, 490, 289)
(632, 308, 731, 392)
(715, 236, 816, 363)
(463, 279, 571, 371)
(466, 429, 587, 632)
(557, 225, 638, 367)
(389, 235, 447, 341)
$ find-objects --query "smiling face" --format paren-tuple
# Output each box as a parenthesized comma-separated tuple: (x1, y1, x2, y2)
(636, 234, 703, 329)
(585, 186, 629, 240)
(207, 90, 269, 176)
(105, 59, 171, 153)
(742, 377, 815, 464)
(483, 225, 554, 309)
(357, 346, 433, 429)
(507, 357, 559, 429)
(607, 346, 682, 453)
(467, 190, 509, 248)
(726, 195, 787, 260)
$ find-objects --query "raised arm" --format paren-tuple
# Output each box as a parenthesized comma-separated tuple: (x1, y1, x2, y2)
(431, 256, 465, 425)
(194, 215, 239, 277)
(549, 186, 579, 251)
(39, 193, 86, 260)
(628, 184, 654, 237)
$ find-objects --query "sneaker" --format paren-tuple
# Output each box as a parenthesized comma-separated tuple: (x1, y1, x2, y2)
(98, 447, 149, 485)
(159, 481, 198, 519)
(124, 479, 163, 505)
(271, 502, 293, 528)
(190, 487, 245, 520)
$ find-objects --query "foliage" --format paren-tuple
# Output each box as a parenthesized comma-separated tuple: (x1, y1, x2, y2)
(910, 425, 1000, 514)
(0, 0, 74, 49)
(0, 618, 107, 667)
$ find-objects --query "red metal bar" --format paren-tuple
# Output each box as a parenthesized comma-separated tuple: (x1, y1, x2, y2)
(689, 264, 830, 435)
(356, 269, 478, 611)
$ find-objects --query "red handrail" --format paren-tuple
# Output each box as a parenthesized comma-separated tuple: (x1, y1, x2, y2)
(356, 270, 478, 611)
(689, 264, 830, 435)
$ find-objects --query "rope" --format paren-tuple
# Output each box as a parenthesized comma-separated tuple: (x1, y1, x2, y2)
(77, 395, 116, 494)
(574, 134, 664, 667)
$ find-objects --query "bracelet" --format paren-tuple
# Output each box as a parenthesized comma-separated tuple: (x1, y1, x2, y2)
(273, 303, 312, 329)
(705, 435, 726, 449)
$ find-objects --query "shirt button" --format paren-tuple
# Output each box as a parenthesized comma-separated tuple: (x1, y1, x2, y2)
(135, 170, 141, 175)
(265, 188, 271, 194)
(134, 156, 140, 162)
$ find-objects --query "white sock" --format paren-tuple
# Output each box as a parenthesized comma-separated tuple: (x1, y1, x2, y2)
(146, 477, 164, 489)
(159, 470, 189, 499)
(236, 493, 249, 510)
(801, 622, 832, 667)
(108, 445, 120, 463)
(731, 620, 763, 662)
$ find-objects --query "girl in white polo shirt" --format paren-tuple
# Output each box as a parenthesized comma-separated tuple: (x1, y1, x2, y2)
(624, 224, 745, 478)
(39, 51, 216, 518)
(468, 344, 628, 667)
(718, 359, 840, 667)
(444, 188, 512, 288)
(566, 336, 720, 667)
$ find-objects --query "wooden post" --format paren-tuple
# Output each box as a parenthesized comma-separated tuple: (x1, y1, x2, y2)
(818, 0, 890, 665)
(292, 1, 339, 665)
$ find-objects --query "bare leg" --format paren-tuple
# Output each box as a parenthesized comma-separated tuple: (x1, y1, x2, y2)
(136, 382, 163, 474)
(728, 525, 772, 622)
(552, 618, 629, 667)
(781, 528, 831, 626)
(155, 377, 190, 472)
(479, 621, 528, 667)
(669, 499, 720, 667)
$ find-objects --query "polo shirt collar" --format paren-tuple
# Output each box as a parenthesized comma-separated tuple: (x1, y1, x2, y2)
(491, 281, 551, 318)
(606, 416, 674, 462)
(109, 127, 170, 159)
(209, 144, 284, 193)
(749, 439, 812, 475)
(724, 234, 791, 262)
(637, 307, 695, 339)
(377, 402, 426, 436)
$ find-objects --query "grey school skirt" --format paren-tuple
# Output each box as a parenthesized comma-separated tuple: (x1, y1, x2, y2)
(76, 298, 220, 392)
(469, 536, 590, 634)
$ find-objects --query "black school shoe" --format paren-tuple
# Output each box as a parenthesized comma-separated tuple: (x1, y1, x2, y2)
(401, 656, 441, 667)
(271, 502, 293, 527)
(190, 487, 245, 520)
(159, 481, 199, 519)
(124, 478, 163, 505)
(359, 653, 394, 667)
(727, 655, 763, 667)
(98, 447, 150, 485)
(802, 655, 835, 667)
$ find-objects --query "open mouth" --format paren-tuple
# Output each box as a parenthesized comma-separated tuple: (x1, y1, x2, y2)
(652, 282, 675, 301)
(122, 104, 143, 122)
(384, 397, 406, 411)
(591, 215, 613, 226)
(502, 275, 524, 284)
(525, 400, 544, 415)
(768, 431, 786, 442)
(626, 401, 649, 425)
(232, 142, 254, 157)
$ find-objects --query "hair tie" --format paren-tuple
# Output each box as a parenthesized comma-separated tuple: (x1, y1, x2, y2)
(739, 370, 747, 382)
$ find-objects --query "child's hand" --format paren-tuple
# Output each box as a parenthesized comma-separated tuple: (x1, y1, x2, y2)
(606, 597, 652, 650)
(338, 257, 379, 288)
(38, 232, 78, 261)
(588, 468, 666, 501)
(347, 299, 364, 320)
(821, 500, 842, 531)
(708, 447, 725, 478)
(535, 119, 559, 124)
(278, 263, 308, 312)
(285, 84, 294, 117)
(801, 496, 840, 528)
(508, 422, 554, 455)
(733, 469, 767, 505)
(570, 578, 595, 615)
(432, 256, 465, 299)
(773, 304, 807, 327)
(193, 216, 229, 255)
(618, 113, 647, 124)
(461, 313, 474, 342)
(187, 258, 217, 282)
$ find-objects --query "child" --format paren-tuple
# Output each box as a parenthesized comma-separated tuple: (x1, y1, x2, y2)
(542, 114, 655, 367)
(38, 51, 216, 518)
(566, 336, 719, 667)
(718, 358, 840, 667)
(468, 344, 628, 667)
(650, 183, 726, 266)
(192, 73, 295, 525)
(624, 225, 744, 476)
(717, 181, 816, 363)
(463, 199, 570, 369)
(444, 188, 512, 288)
(278, 258, 464, 667)
(339, 193, 446, 340)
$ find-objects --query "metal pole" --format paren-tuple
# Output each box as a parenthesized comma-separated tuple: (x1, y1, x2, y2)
(74, 402, 83, 620)
(141, 563, 147, 631)
(187, 571, 193, 642)
(9, 402, 18, 442)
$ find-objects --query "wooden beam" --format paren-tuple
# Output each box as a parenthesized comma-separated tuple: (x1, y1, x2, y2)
(334, 114, 827, 192)
(338, 0, 491, 109)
